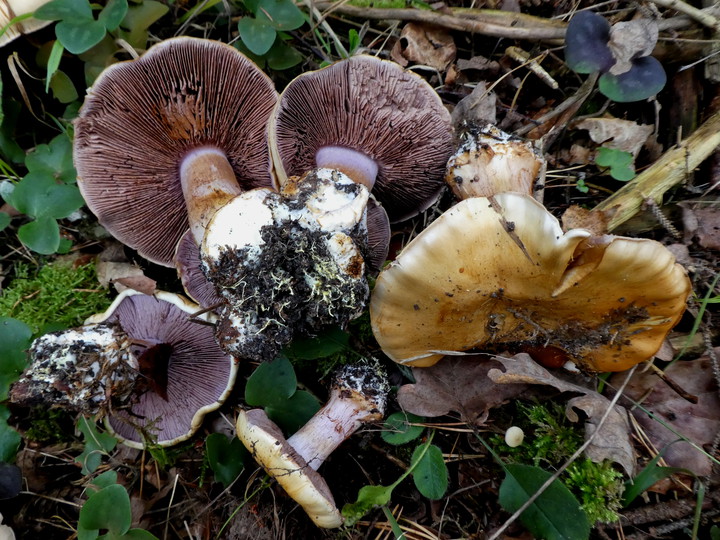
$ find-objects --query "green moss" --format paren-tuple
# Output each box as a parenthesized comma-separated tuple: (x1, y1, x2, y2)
(0, 259, 111, 334)
(494, 401, 625, 525)
(24, 408, 74, 444)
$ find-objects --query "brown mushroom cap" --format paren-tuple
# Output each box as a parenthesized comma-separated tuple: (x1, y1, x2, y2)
(74, 37, 278, 266)
(268, 55, 453, 221)
(236, 409, 344, 528)
(370, 193, 691, 371)
(87, 290, 238, 448)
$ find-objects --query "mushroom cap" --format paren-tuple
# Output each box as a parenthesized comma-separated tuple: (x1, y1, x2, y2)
(0, 0, 53, 47)
(74, 37, 278, 267)
(445, 124, 545, 200)
(236, 409, 344, 528)
(87, 290, 238, 448)
(370, 193, 691, 371)
(268, 55, 454, 221)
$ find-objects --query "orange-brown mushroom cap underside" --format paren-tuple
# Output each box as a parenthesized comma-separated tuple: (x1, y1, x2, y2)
(370, 194, 692, 371)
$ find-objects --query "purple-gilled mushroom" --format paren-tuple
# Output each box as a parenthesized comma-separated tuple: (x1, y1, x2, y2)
(236, 362, 389, 528)
(267, 54, 454, 222)
(10, 290, 238, 448)
(201, 168, 371, 361)
(74, 37, 278, 267)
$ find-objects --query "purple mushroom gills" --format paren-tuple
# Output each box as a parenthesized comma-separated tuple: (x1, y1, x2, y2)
(236, 362, 389, 528)
(10, 291, 238, 448)
(201, 168, 370, 362)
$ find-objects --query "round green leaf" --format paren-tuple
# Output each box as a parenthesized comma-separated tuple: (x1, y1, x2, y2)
(266, 389, 321, 434)
(18, 217, 60, 254)
(266, 39, 303, 70)
(9, 172, 83, 219)
(98, 0, 128, 31)
(24, 134, 75, 181)
(0, 212, 9, 231)
(598, 56, 667, 103)
(206, 433, 246, 488)
(257, 0, 305, 30)
(238, 17, 277, 56)
(34, 0, 93, 21)
(79, 484, 132, 535)
(381, 412, 425, 445)
(0, 317, 31, 401)
(411, 444, 448, 500)
(0, 406, 22, 462)
(245, 355, 296, 406)
(50, 70, 79, 103)
(56, 19, 107, 54)
(499, 463, 591, 540)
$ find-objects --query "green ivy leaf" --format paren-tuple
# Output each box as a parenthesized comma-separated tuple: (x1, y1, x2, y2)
(50, 70, 79, 103)
(90, 470, 119, 491)
(341, 484, 394, 526)
(245, 355, 296, 407)
(238, 17, 277, 56)
(256, 0, 305, 30)
(98, 0, 128, 31)
(34, 0, 93, 21)
(0, 317, 31, 401)
(56, 18, 107, 54)
(284, 326, 349, 360)
(381, 411, 425, 445)
(265, 389, 320, 434)
(75, 417, 117, 475)
(8, 173, 83, 219)
(18, 217, 60, 255)
(595, 147, 635, 182)
(206, 433, 246, 488)
(0, 212, 9, 231)
(0, 406, 21, 462)
(411, 444, 448, 500)
(78, 484, 132, 537)
(499, 463, 591, 540)
(266, 38, 303, 70)
(25, 134, 75, 183)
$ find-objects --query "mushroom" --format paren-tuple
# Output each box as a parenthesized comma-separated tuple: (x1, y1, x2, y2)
(236, 362, 389, 528)
(445, 124, 545, 201)
(370, 193, 691, 372)
(0, 0, 53, 47)
(10, 290, 238, 448)
(267, 54, 454, 222)
(202, 168, 370, 361)
(74, 37, 278, 267)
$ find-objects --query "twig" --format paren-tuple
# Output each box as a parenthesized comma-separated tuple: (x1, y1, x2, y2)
(593, 109, 720, 231)
(648, 0, 720, 30)
(487, 365, 638, 540)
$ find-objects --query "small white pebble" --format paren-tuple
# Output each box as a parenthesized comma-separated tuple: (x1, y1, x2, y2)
(563, 360, 581, 373)
(505, 426, 525, 447)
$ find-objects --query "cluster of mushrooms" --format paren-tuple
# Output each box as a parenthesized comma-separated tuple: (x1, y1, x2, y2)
(10, 37, 691, 528)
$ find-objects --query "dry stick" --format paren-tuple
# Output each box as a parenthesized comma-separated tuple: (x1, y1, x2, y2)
(593, 109, 720, 232)
(487, 364, 638, 540)
(648, 0, 720, 30)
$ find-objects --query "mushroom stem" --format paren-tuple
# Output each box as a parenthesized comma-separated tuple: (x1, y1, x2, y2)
(287, 363, 389, 470)
(315, 146, 379, 190)
(180, 146, 243, 244)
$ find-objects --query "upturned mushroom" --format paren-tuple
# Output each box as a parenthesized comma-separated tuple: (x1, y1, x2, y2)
(370, 193, 691, 372)
(10, 290, 238, 448)
(445, 124, 545, 200)
(268, 54, 454, 222)
(0, 0, 53, 47)
(236, 362, 389, 528)
(74, 37, 278, 267)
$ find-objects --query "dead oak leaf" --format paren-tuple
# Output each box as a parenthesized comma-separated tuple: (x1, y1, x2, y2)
(397, 355, 529, 422)
(488, 354, 635, 476)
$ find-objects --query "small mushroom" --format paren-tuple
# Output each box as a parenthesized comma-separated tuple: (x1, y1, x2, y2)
(445, 124, 545, 201)
(370, 193, 691, 372)
(236, 362, 389, 528)
(74, 37, 278, 266)
(10, 290, 238, 448)
(202, 169, 370, 361)
(268, 55, 454, 222)
(0, 0, 53, 47)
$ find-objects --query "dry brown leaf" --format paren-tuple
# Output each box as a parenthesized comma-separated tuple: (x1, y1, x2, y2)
(681, 203, 720, 250)
(397, 356, 529, 422)
(488, 354, 635, 475)
(450, 81, 497, 129)
(608, 19, 658, 75)
(561, 205, 616, 235)
(611, 354, 720, 476)
(96, 261, 156, 295)
(390, 23, 456, 71)
(574, 117, 653, 157)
